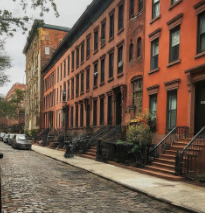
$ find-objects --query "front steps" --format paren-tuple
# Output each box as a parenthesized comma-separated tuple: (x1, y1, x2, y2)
(80, 145, 96, 160)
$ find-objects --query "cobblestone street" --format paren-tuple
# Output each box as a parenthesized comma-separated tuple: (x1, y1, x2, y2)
(0, 143, 188, 213)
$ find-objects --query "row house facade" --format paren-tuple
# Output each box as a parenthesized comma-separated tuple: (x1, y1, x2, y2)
(143, 0, 205, 141)
(42, 0, 145, 133)
(23, 20, 70, 131)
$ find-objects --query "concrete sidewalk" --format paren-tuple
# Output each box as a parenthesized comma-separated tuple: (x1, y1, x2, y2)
(32, 145, 205, 213)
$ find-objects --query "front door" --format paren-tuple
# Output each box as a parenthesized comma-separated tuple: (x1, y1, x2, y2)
(195, 80, 205, 133)
(86, 102, 90, 127)
(116, 92, 122, 125)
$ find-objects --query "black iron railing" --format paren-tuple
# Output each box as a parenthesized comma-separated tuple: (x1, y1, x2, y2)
(102, 125, 121, 141)
(176, 126, 205, 179)
(150, 126, 189, 162)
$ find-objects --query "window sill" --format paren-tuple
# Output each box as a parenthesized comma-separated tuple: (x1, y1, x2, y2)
(93, 85, 98, 90)
(150, 15, 161, 25)
(194, 51, 205, 59)
(148, 67, 160, 75)
(169, 0, 182, 11)
(167, 59, 181, 68)
(86, 56, 90, 61)
(117, 72, 124, 78)
(76, 65, 79, 69)
(86, 89, 89, 93)
(80, 91, 84, 96)
(101, 42, 106, 49)
(93, 49, 98, 55)
(109, 37, 114, 43)
(108, 77, 114, 83)
(71, 69, 74, 73)
(117, 27, 124, 35)
(100, 82, 105, 87)
(81, 61, 84, 66)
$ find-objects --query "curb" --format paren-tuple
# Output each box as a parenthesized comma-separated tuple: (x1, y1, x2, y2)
(32, 148, 201, 213)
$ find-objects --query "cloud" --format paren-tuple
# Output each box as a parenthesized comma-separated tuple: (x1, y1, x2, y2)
(0, 0, 93, 96)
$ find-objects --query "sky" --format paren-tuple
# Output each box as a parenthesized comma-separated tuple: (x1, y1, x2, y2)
(0, 0, 93, 96)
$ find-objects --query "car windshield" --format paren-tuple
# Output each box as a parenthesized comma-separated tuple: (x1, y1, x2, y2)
(16, 135, 29, 140)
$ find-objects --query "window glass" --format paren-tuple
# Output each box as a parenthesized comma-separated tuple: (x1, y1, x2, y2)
(152, 40, 159, 56)
(172, 30, 180, 47)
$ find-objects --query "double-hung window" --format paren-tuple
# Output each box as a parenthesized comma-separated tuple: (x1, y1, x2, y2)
(64, 60, 66, 78)
(67, 56, 70, 75)
(150, 94, 157, 117)
(118, 4, 124, 30)
(118, 46, 123, 74)
(152, 0, 160, 19)
(76, 47, 79, 68)
(198, 12, 205, 54)
(72, 51, 75, 70)
(129, 43, 134, 61)
(167, 90, 177, 131)
(81, 72, 84, 93)
(94, 63, 98, 87)
(130, 0, 134, 18)
(137, 37, 142, 57)
(67, 81, 70, 100)
(86, 68, 90, 90)
(101, 21, 106, 46)
(71, 78, 74, 99)
(101, 58, 105, 83)
(139, 0, 143, 11)
(170, 27, 180, 62)
(76, 75, 79, 97)
(109, 14, 114, 39)
(86, 36, 90, 58)
(94, 30, 98, 52)
(81, 42, 84, 63)
(109, 52, 114, 78)
(151, 38, 159, 70)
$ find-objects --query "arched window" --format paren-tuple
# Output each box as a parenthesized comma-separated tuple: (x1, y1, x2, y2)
(129, 43, 134, 61)
(139, 0, 143, 12)
(137, 37, 142, 57)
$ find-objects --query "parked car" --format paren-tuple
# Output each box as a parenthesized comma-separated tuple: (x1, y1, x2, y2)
(3, 134, 10, 143)
(8, 134, 15, 145)
(0, 133, 6, 141)
(12, 134, 32, 150)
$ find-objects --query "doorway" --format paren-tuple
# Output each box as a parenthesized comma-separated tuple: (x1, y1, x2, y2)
(195, 80, 205, 134)
(116, 92, 122, 125)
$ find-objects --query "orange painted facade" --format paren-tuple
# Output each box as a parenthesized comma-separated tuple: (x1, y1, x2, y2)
(143, 0, 205, 140)
(42, 0, 145, 132)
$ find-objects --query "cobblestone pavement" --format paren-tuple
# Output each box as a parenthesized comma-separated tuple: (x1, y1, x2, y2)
(0, 143, 188, 213)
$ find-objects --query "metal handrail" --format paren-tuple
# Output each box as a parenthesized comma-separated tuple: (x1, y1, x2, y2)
(181, 126, 205, 155)
(102, 125, 121, 140)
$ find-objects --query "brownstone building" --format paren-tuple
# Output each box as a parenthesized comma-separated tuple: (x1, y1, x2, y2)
(42, 0, 145, 133)
(23, 20, 70, 131)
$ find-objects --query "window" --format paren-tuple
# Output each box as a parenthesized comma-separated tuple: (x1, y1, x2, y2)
(67, 56, 70, 75)
(72, 51, 75, 70)
(81, 42, 84, 63)
(80, 104, 83, 127)
(71, 107, 73, 128)
(167, 90, 177, 130)
(170, 27, 180, 62)
(59, 113, 61, 128)
(118, 4, 124, 30)
(109, 14, 114, 39)
(129, 43, 134, 61)
(86, 68, 90, 90)
(198, 12, 205, 54)
(152, 0, 160, 19)
(137, 37, 142, 57)
(71, 78, 74, 99)
(86, 37, 90, 58)
(132, 79, 142, 112)
(57, 67, 59, 82)
(57, 88, 58, 104)
(45, 47, 50, 55)
(67, 81, 70, 100)
(108, 96, 112, 124)
(64, 60, 66, 78)
(171, 0, 178, 5)
(81, 72, 84, 93)
(151, 38, 159, 70)
(94, 63, 98, 87)
(101, 58, 105, 83)
(118, 45, 123, 74)
(76, 75, 79, 97)
(63, 82, 66, 102)
(130, 0, 135, 18)
(93, 100, 97, 126)
(101, 21, 106, 46)
(139, 0, 143, 11)
(75, 105, 78, 127)
(109, 52, 114, 78)
(60, 86, 62, 103)
(76, 46, 79, 68)
(60, 63, 62, 80)
(100, 98, 104, 125)
(150, 94, 157, 117)
(94, 30, 99, 51)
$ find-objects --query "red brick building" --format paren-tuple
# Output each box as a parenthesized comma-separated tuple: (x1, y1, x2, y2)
(42, 0, 145, 133)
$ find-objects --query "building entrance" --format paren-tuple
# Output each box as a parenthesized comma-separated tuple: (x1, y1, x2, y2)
(116, 92, 122, 125)
(195, 80, 205, 134)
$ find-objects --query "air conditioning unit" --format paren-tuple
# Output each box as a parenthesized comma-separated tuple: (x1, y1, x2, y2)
(118, 61, 123, 67)
(94, 72, 98, 76)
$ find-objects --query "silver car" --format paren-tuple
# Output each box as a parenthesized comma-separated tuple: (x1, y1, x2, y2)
(3, 134, 10, 143)
(12, 134, 32, 150)
(8, 134, 15, 145)
(0, 133, 6, 141)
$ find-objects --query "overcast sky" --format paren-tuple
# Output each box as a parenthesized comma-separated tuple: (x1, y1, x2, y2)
(0, 0, 93, 96)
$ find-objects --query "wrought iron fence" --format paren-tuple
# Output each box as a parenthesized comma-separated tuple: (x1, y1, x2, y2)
(150, 126, 189, 162)
(176, 126, 205, 179)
